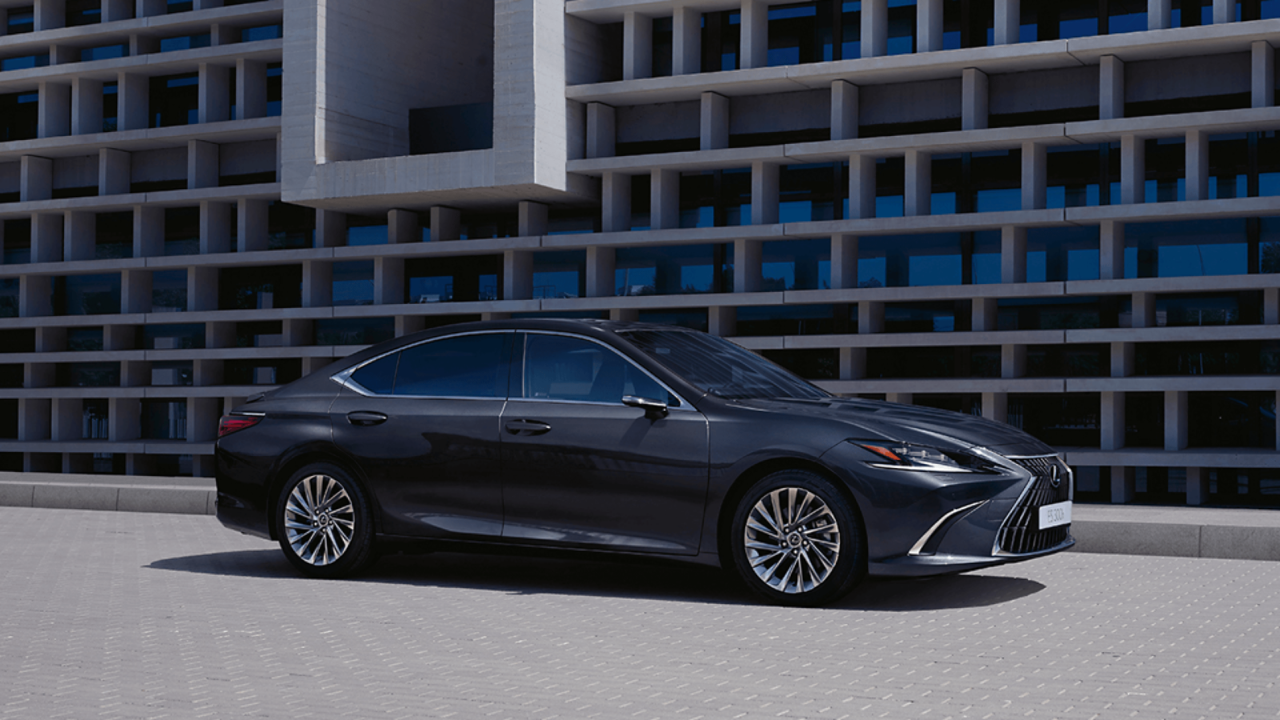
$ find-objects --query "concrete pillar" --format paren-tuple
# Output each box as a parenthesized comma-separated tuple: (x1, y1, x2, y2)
(117, 72, 148, 131)
(236, 59, 267, 119)
(734, 239, 763, 293)
(104, 326, 133, 351)
(64, 211, 94, 262)
(1187, 467, 1208, 506)
(972, 297, 998, 331)
(905, 150, 931, 216)
(1185, 129, 1209, 201)
(994, 0, 1020, 44)
(1111, 341, 1136, 377)
(1253, 41, 1275, 108)
(982, 392, 1008, 423)
(862, 0, 888, 58)
(752, 161, 780, 225)
(962, 69, 989, 131)
(831, 81, 859, 141)
(25, 361, 55, 387)
(21, 156, 53, 202)
(839, 347, 866, 380)
(315, 209, 346, 248)
(610, 308, 640, 322)
(188, 398, 220, 443)
(100, 149, 130, 196)
(701, 92, 730, 151)
(1002, 226, 1027, 283)
(1100, 220, 1124, 280)
(602, 172, 632, 233)
(20, 276, 53, 317)
(519, 201, 549, 237)
(103, 0, 132, 22)
(238, 199, 268, 252)
(302, 260, 332, 308)
(131, 32, 158, 57)
(622, 11, 653, 80)
(120, 268, 151, 314)
(32, 327, 63, 354)
(388, 208, 418, 244)
(120, 360, 149, 387)
(585, 103, 616, 159)
(859, 301, 884, 334)
(38, 82, 72, 139)
(135, 205, 163, 258)
(586, 246, 616, 297)
(917, 0, 944, 52)
(1002, 344, 1026, 378)
(189, 267, 217, 312)
(1120, 134, 1145, 205)
(1264, 287, 1279, 324)
(1022, 141, 1047, 210)
(200, 201, 232, 254)
(673, 6, 702, 75)
(19, 400, 51, 442)
(1111, 466, 1135, 503)
(198, 63, 231, 124)
(1100, 56, 1125, 120)
(887, 393, 913, 405)
(1165, 390, 1188, 451)
(34, 0, 65, 31)
(32, 213, 64, 263)
(651, 169, 679, 230)
(504, 250, 533, 300)
(1101, 391, 1125, 450)
(849, 154, 876, 219)
(188, 140, 219, 189)
(210, 22, 237, 46)
(374, 258, 403, 304)
(1148, 0, 1171, 29)
(708, 307, 737, 336)
(1213, 0, 1233, 23)
(1132, 291, 1157, 328)
(741, 0, 769, 69)
(137, 0, 165, 17)
(831, 235, 859, 290)
(206, 322, 235, 349)
(429, 206, 460, 241)
(71, 77, 103, 136)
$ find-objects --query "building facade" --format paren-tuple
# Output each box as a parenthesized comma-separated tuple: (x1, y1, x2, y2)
(1, 0, 1278, 506)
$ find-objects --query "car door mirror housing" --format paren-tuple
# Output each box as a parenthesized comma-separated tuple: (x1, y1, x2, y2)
(622, 395, 669, 419)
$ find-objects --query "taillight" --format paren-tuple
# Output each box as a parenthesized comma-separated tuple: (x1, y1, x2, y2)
(218, 414, 263, 438)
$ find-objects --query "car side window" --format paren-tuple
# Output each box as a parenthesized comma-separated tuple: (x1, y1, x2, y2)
(350, 352, 398, 394)
(389, 333, 510, 398)
(523, 334, 673, 405)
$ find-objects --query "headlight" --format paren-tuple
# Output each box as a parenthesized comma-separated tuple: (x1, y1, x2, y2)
(855, 442, 995, 473)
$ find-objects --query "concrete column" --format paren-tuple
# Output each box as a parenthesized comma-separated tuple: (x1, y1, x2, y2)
(1165, 390, 1189, 450)
(734, 239, 763, 293)
(134, 206, 163, 258)
(388, 208, 418, 244)
(21, 156, 53, 202)
(972, 297, 998, 331)
(19, 400, 51, 442)
(839, 347, 867, 380)
(103, 0, 132, 22)
(20, 276, 52, 317)
(585, 103, 616, 159)
(1253, 41, 1275, 108)
(994, 0, 1020, 44)
(1022, 141, 1047, 210)
(887, 393, 913, 405)
(25, 361, 55, 388)
(504, 250, 533, 300)
(198, 63, 231, 124)
(962, 69, 989, 131)
(519, 201, 549, 237)
(302, 260, 333, 308)
(701, 92, 730, 151)
(1002, 344, 1026, 378)
(862, 0, 888, 58)
(206, 322, 235, 349)
(1213, 0, 1233, 23)
(1111, 466, 1135, 503)
(117, 72, 148, 131)
(31, 214, 63, 263)
(602, 172, 632, 233)
(904, 150, 931, 216)
(105, 397, 140, 442)
(1132, 291, 1157, 328)
(1001, 226, 1027, 283)
(396, 316, 427, 337)
(137, 0, 165, 17)
(1185, 129, 1210, 201)
(622, 11, 653, 80)
(1186, 467, 1208, 505)
(741, 1, 769, 69)
(188, 140, 219, 189)
(1264, 287, 1279, 324)
(610, 308, 640, 322)
(104, 326, 133, 351)
(752, 161, 780, 225)
(187, 397, 220, 443)
(1148, 0, 1171, 29)
(100, 149, 130, 196)
(1100, 56, 1125, 120)
(651, 170, 679, 230)
(374, 258, 403, 305)
(1101, 391, 1125, 450)
(831, 235, 859, 290)
(849, 154, 876, 219)
(1111, 341, 1136, 377)
(831, 81, 859, 141)
(429, 206, 460, 241)
(236, 59, 267, 119)
(859, 301, 885, 334)
(315, 209, 346, 248)
(238, 198, 268, 252)
(1120, 134, 1145, 205)
(189, 267, 217, 311)
(1100, 220, 1124, 279)
(586, 246, 616, 297)
(917, 0, 944, 52)
(120, 268, 151, 314)
(130, 33, 158, 57)
(982, 392, 1008, 423)
(34, 0, 65, 31)
(673, 6, 702, 75)
(210, 23, 237, 46)
(282, 319, 312, 347)
(64, 211, 94, 262)
(200, 201, 232, 254)
(38, 82, 72, 139)
(51, 44, 79, 66)
(71, 77, 103, 136)
(708, 307, 737, 336)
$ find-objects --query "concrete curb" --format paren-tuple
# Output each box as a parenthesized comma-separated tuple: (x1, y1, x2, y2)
(0, 472, 216, 516)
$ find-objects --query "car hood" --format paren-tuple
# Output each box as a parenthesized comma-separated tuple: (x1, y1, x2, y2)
(728, 397, 1055, 456)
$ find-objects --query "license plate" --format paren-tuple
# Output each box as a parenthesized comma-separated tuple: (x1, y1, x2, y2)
(1039, 501, 1071, 529)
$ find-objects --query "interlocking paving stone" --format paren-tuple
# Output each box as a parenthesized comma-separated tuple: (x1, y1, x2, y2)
(1, 506, 1279, 719)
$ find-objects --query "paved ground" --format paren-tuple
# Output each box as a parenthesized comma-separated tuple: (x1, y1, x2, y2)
(2, 507, 1278, 720)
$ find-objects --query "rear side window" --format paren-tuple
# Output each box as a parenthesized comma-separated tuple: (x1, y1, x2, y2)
(350, 353, 397, 394)
(394, 333, 510, 398)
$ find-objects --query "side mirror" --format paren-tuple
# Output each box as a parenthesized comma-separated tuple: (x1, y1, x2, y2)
(622, 395, 669, 419)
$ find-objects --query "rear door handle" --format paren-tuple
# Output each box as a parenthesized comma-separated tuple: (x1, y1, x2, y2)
(505, 419, 552, 436)
(347, 411, 388, 427)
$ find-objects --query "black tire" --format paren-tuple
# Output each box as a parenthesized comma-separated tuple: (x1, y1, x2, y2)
(729, 470, 866, 607)
(275, 463, 377, 578)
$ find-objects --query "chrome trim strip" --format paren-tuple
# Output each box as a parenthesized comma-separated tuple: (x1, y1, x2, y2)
(908, 500, 987, 556)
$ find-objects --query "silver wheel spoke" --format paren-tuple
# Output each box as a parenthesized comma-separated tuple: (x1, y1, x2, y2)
(284, 474, 355, 567)
(743, 487, 842, 595)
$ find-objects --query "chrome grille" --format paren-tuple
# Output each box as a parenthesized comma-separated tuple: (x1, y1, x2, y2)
(996, 456, 1072, 555)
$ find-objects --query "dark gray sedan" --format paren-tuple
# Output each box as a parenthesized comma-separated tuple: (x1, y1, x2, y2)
(215, 319, 1073, 606)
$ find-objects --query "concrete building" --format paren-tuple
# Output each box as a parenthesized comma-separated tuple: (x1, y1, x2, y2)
(1, 0, 1278, 506)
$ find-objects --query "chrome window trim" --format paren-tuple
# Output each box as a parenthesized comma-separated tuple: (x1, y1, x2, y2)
(330, 329, 517, 399)
(908, 500, 988, 557)
(518, 330, 695, 412)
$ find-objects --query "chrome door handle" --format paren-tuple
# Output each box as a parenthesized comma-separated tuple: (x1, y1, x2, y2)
(347, 411, 388, 427)
(505, 419, 552, 436)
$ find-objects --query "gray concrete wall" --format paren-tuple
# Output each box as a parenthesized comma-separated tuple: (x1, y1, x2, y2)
(731, 90, 829, 136)
(1128, 52, 1251, 102)
(130, 148, 187, 185)
(861, 78, 962, 126)
(221, 140, 277, 177)
(990, 66, 1099, 116)
(617, 101, 700, 144)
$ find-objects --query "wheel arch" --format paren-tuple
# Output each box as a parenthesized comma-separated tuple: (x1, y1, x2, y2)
(265, 446, 379, 541)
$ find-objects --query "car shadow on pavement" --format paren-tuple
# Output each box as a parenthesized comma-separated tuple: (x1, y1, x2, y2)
(150, 548, 1045, 610)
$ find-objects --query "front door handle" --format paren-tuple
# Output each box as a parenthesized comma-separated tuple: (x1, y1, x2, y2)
(505, 419, 552, 436)
(347, 411, 388, 427)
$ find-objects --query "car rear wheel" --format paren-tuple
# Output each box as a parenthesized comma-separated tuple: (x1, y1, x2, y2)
(729, 470, 866, 607)
(276, 463, 377, 578)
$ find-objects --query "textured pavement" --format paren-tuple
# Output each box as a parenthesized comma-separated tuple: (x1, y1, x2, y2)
(1, 507, 1279, 719)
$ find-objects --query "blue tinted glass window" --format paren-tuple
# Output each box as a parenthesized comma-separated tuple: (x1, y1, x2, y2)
(351, 353, 398, 395)
(524, 334, 666, 405)
(395, 333, 509, 398)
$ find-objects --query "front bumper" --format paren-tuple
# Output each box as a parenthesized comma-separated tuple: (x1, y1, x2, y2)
(869, 535, 1075, 577)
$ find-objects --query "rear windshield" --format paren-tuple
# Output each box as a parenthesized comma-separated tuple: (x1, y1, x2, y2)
(620, 330, 829, 401)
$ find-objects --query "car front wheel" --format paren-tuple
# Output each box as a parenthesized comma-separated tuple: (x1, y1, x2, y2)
(729, 470, 866, 607)
(276, 463, 377, 578)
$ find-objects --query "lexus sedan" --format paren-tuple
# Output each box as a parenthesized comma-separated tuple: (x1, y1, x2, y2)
(215, 319, 1073, 606)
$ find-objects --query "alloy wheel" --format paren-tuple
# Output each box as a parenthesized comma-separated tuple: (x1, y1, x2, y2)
(283, 474, 356, 566)
(743, 487, 841, 594)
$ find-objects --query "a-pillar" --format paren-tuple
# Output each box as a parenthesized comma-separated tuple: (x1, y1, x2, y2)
(32, 213, 64, 263)
(188, 267, 217, 312)
(64, 211, 94, 261)
(519, 201, 548, 237)
(188, 140, 219, 188)
(849, 154, 876, 219)
(315, 209, 345, 248)
(904, 150, 931, 216)
(374, 257, 404, 305)
(1253, 41, 1275, 108)
(622, 11, 653, 80)
(1185, 129, 1209, 201)
(1120, 134, 1145, 204)
(504, 250, 533, 300)
(1111, 341, 1135, 377)
(982, 392, 1008, 423)
(120, 268, 151, 314)
(701, 92, 729, 150)
(602, 172, 632, 232)
(1021, 141, 1046, 210)
(917, 0, 944, 52)
(21, 156, 53, 202)
(1165, 390, 1188, 450)
(198, 63, 231, 123)
(302, 260, 332, 307)
(830, 235, 858, 289)
(1100, 56, 1125, 120)
(1111, 466, 1135, 503)
(429, 206, 460, 241)
(1132, 291, 1157, 328)
(673, 6, 702, 75)
(734, 238, 763, 293)
(34, 0, 65, 31)
(1100, 220, 1124, 279)
(1002, 226, 1026, 283)
(134, 205, 163, 257)
(651, 170, 679, 229)
(862, 0, 888, 57)
(388, 208, 418, 244)
(994, 0, 1020, 44)
(1213, 0, 1233, 23)
(1101, 390, 1125, 450)
(831, 81, 859, 141)
(117, 72, 148, 131)
(586, 246, 615, 297)
(100, 149, 130, 195)
(859, 301, 884, 333)
(1186, 467, 1209, 505)
(1148, 0, 1171, 29)
(200, 201, 232, 254)
(71, 77, 102, 135)
(236, 59, 267, 119)
(103, 0, 131, 21)
(708, 307, 737, 336)
(1002, 344, 1026, 378)
(238, 199, 268, 252)
(962, 69, 988, 130)
(751, 161, 780, 225)
(585, 103, 616, 158)
(741, 1, 769, 69)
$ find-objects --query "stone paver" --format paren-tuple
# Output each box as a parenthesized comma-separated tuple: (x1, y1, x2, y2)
(1, 506, 1279, 719)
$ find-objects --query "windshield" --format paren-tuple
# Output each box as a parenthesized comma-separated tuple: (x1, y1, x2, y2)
(620, 330, 830, 401)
